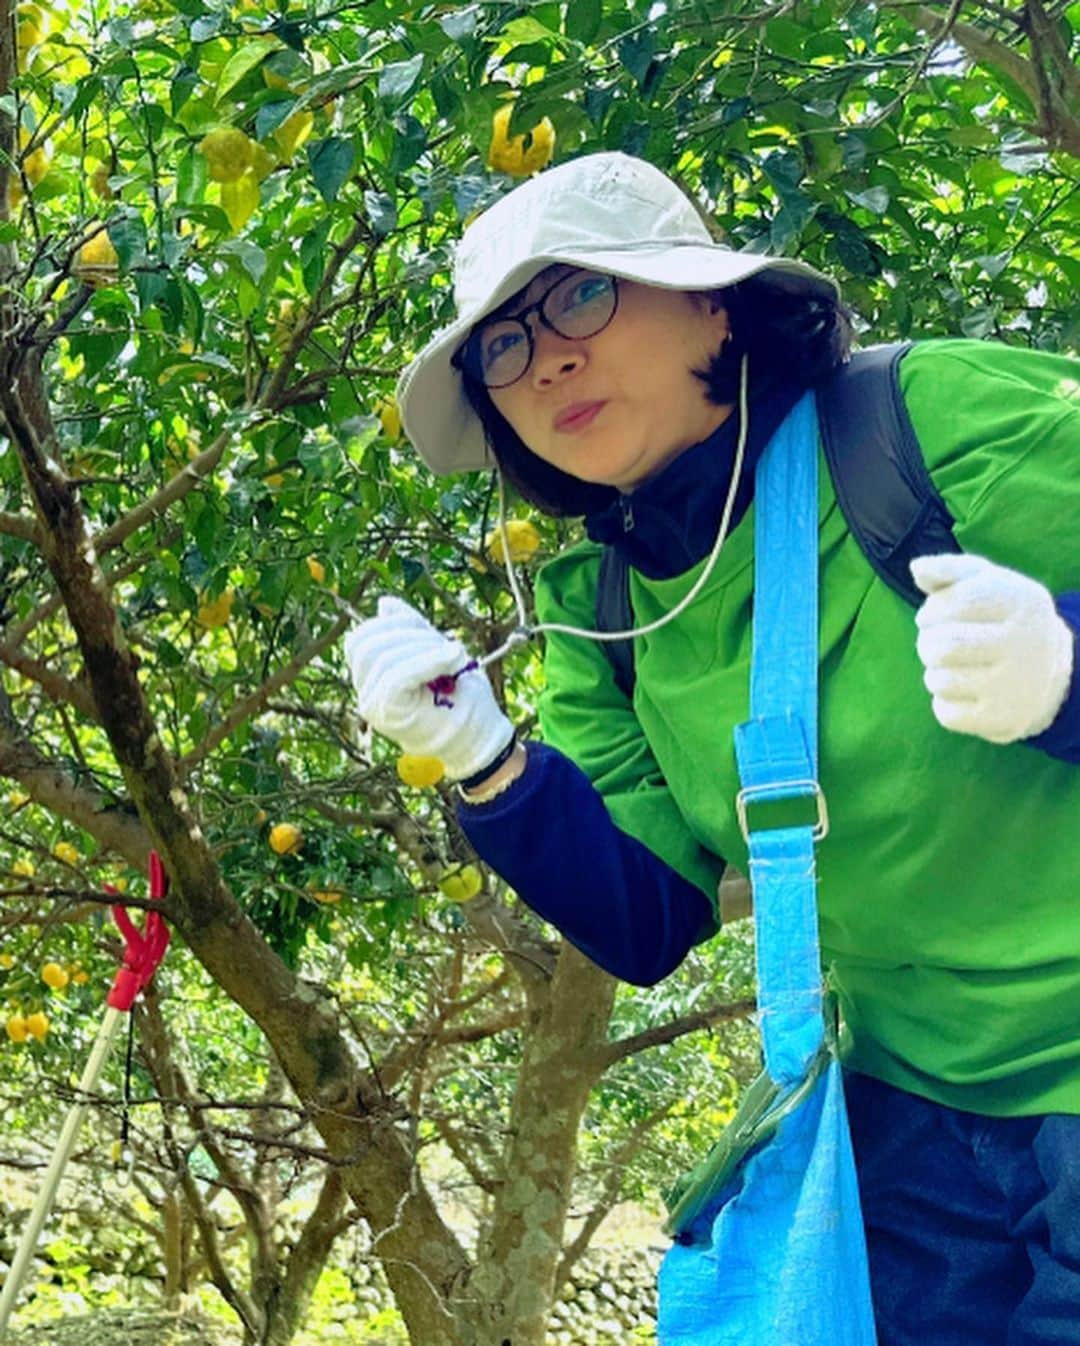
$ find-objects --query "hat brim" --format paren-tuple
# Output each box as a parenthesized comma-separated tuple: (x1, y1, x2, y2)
(398, 243, 839, 476)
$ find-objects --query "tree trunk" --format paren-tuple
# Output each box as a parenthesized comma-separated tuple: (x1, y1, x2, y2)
(458, 946, 616, 1346)
(162, 1186, 184, 1309)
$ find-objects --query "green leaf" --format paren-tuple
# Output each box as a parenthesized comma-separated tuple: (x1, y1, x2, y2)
(300, 219, 331, 293)
(840, 134, 868, 170)
(60, 75, 103, 126)
(171, 65, 199, 118)
(364, 190, 397, 238)
(189, 14, 222, 42)
(176, 150, 208, 206)
(618, 30, 656, 86)
(255, 97, 296, 142)
(135, 270, 167, 314)
(105, 18, 134, 48)
(943, 125, 995, 148)
(960, 305, 997, 338)
(378, 53, 425, 102)
(973, 251, 1011, 280)
(565, 0, 601, 44)
(845, 186, 890, 215)
(108, 212, 149, 269)
(439, 8, 478, 42)
(220, 240, 267, 284)
(308, 137, 354, 203)
(495, 16, 563, 46)
(217, 41, 278, 99)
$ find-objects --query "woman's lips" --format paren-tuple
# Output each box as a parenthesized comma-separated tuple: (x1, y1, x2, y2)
(554, 401, 606, 433)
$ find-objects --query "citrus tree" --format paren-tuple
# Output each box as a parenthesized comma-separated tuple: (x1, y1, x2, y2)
(1, 0, 1077, 1342)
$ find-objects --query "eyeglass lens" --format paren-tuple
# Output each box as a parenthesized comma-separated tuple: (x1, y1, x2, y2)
(472, 271, 617, 389)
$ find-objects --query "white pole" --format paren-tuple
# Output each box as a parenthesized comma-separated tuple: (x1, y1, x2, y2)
(0, 1006, 126, 1334)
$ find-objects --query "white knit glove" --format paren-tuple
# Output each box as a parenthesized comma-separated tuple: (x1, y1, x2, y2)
(343, 597, 514, 780)
(911, 553, 1074, 744)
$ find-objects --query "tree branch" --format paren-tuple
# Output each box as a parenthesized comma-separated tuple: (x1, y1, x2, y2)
(0, 688, 148, 864)
(178, 559, 390, 773)
(600, 998, 756, 1070)
(0, 510, 38, 542)
(0, 638, 99, 719)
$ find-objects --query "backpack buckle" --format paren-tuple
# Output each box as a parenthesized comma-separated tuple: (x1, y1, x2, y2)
(735, 779, 829, 845)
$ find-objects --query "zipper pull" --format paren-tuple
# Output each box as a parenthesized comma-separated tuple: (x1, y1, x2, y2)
(621, 496, 634, 532)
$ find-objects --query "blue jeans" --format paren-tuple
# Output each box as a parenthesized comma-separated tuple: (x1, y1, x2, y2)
(845, 1072, 1080, 1345)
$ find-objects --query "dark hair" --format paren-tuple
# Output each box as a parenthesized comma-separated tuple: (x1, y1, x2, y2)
(461, 271, 853, 518)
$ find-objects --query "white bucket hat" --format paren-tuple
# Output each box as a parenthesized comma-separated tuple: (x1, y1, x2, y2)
(397, 151, 839, 476)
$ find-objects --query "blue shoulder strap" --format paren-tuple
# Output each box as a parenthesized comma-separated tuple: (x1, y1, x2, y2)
(732, 391, 826, 1083)
(657, 391, 878, 1346)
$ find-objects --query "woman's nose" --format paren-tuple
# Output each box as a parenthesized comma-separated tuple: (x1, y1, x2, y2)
(530, 326, 586, 388)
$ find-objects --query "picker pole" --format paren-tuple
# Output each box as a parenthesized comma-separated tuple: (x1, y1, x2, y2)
(0, 852, 170, 1335)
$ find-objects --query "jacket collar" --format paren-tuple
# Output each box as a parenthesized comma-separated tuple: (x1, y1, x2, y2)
(584, 381, 804, 580)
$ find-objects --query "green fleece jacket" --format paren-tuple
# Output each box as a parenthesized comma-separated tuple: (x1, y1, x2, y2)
(534, 339, 1080, 1117)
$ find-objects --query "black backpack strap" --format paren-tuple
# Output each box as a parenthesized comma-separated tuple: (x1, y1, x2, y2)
(816, 343, 960, 607)
(595, 545, 636, 699)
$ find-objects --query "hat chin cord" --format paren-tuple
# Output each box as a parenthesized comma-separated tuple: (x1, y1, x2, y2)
(476, 351, 752, 672)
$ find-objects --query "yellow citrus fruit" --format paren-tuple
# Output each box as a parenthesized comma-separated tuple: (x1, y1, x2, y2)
(250, 142, 278, 182)
(375, 398, 402, 442)
(52, 841, 79, 866)
(5, 1013, 29, 1044)
(310, 888, 343, 904)
(74, 231, 120, 288)
(220, 168, 260, 232)
(89, 164, 114, 200)
(197, 589, 234, 628)
(0, 954, 14, 970)
(23, 145, 50, 185)
(199, 127, 255, 184)
(16, 4, 45, 70)
(306, 556, 326, 584)
(26, 1011, 49, 1042)
(395, 754, 445, 789)
(269, 822, 303, 855)
(438, 864, 484, 903)
(485, 519, 541, 565)
(18, 129, 51, 187)
(72, 970, 90, 985)
(272, 109, 313, 160)
(42, 962, 69, 990)
(487, 105, 556, 177)
(11, 858, 35, 877)
(270, 297, 308, 347)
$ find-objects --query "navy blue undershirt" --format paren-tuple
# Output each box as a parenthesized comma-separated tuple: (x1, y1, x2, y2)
(459, 398, 1080, 985)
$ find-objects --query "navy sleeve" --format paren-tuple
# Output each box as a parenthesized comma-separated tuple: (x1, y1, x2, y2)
(1025, 592, 1080, 764)
(456, 741, 717, 985)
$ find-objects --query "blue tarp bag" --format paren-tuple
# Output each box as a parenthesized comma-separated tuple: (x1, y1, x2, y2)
(657, 392, 878, 1346)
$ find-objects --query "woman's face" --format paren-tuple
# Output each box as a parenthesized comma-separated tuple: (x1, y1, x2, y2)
(483, 265, 733, 492)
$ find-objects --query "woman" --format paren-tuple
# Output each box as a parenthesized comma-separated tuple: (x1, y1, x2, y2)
(345, 152, 1080, 1344)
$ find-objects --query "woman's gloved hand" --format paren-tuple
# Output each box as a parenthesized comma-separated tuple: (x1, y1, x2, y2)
(911, 553, 1074, 744)
(343, 596, 514, 779)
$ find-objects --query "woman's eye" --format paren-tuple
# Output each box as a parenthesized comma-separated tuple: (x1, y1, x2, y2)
(483, 328, 524, 365)
(563, 276, 610, 310)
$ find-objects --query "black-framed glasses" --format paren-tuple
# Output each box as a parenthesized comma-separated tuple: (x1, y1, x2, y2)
(453, 270, 619, 390)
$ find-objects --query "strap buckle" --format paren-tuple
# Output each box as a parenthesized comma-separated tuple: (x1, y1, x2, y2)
(735, 779, 829, 845)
